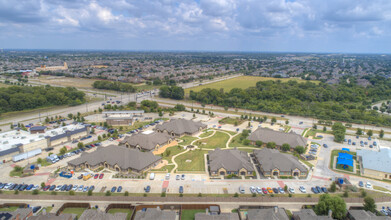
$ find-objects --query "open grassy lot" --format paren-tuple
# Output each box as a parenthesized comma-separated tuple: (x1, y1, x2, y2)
(185, 76, 319, 94)
(160, 145, 186, 163)
(199, 130, 214, 138)
(0, 206, 19, 211)
(179, 136, 198, 146)
(61, 207, 87, 218)
(36, 76, 96, 88)
(218, 117, 243, 125)
(181, 209, 205, 220)
(195, 131, 229, 149)
(229, 134, 251, 148)
(176, 149, 206, 171)
(108, 208, 133, 220)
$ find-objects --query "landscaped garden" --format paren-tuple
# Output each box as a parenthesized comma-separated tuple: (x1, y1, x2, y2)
(61, 207, 87, 218)
(175, 149, 206, 171)
(195, 131, 229, 149)
(181, 209, 205, 220)
(107, 208, 133, 220)
(179, 136, 198, 146)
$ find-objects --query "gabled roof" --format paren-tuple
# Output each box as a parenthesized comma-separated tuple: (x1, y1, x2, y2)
(292, 209, 333, 220)
(195, 213, 239, 220)
(357, 148, 391, 173)
(68, 145, 161, 171)
(247, 208, 289, 220)
(80, 209, 127, 220)
(155, 118, 207, 135)
(134, 208, 176, 220)
(348, 210, 389, 220)
(208, 148, 254, 173)
(253, 148, 307, 172)
(120, 132, 171, 151)
(248, 127, 307, 147)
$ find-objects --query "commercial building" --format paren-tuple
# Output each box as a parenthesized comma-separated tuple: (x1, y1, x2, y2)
(68, 145, 162, 174)
(155, 118, 207, 137)
(0, 208, 33, 220)
(119, 131, 173, 152)
(208, 148, 255, 177)
(357, 148, 391, 180)
(253, 148, 308, 178)
(35, 62, 68, 72)
(103, 110, 145, 126)
(248, 127, 307, 149)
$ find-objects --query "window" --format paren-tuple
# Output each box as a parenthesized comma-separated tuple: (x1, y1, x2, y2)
(227, 171, 231, 174)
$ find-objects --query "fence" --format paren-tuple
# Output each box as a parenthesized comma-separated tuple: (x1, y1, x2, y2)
(56, 202, 90, 216)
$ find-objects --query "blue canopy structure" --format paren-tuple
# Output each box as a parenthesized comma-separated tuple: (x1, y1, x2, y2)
(337, 158, 353, 167)
(338, 152, 353, 160)
(342, 148, 350, 152)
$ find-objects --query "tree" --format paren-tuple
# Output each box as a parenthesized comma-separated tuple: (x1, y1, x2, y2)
(69, 190, 75, 195)
(174, 104, 186, 111)
(105, 191, 111, 196)
(243, 139, 250, 145)
(314, 194, 347, 220)
(356, 128, 363, 135)
(41, 182, 46, 189)
(87, 190, 93, 196)
(313, 124, 317, 129)
(98, 136, 102, 141)
(363, 196, 376, 212)
(77, 142, 84, 149)
(60, 146, 67, 155)
(380, 129, 384, 138)
(255, 140, 263, 147)
(271, 117, 277, 123)
(295, 146, 305, 154)
(124, 191, 129, 196)
(367, 130, 373, 137)
(323, 126, 327, 132)
(37, 158, 43, 164)
(281, 143, 291, 152)
(332, 122, 346, 143)
(266, 142, 276, 149)
(68, 113, 73, 119)
(285, 120, 289, 125)
(329, 182, 337, 193)
(32, 189, 39, 195)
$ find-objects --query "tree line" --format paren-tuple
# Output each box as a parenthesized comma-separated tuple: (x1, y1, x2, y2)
(0, 85, 85, 113)
(189, 78, 391, 126)
(92, 80, 136, 92)
(159, 85, 184, 100)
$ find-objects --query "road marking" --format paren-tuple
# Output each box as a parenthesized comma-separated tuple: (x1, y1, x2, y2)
(34, 172, 50, 176)
(312, 176, 329, 181)
(162, 180, 169, 189)
(277, 181, 284, 188)
(45, 178, 56, 185)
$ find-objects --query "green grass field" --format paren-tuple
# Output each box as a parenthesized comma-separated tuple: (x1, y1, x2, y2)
(218, 117, 243, 125)
(181, 209, 205, 220)
(179, 136, 198, 146)
(160, 145, 186, 163)
(185, 76, 318, 94)
(196, 131, 229, 149)
(61, 207, 87, 218)
(176, 149, 206, 171)
(199, 130, 214, 138)
(107, 208, 133, 220)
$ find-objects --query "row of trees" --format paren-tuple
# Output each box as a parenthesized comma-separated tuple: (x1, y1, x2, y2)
(189, 79, 391, 126)
(159, 85, 184, 100)
(0, 85, 85, 113)
(92, 80, 136, 92)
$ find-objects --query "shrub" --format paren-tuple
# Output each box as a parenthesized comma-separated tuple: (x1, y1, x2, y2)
(105, 191, 111, 196)
(161, 192, 166, 197)
(233, 193, 239, 197)
(143, 193, 147, 197)
(124, 191, 129, 196)
(51, 191, 57, 195)
(32, 189, 39, 195)
(343, 190, 349, 198)
(179, 193, 183, 197)
(87, 190, 92, 196)
(360, 189, 367, 198)
(14, 190, 19, 195)
(252, 193, 256, 197)
(289, 193, 292, 197)
(198, 193, 202, 197)
(69, 190, 75, 196)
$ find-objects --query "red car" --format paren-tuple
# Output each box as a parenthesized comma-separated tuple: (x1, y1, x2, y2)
(94, 174, 99, 179)
(90, 144, 95, 147)
(43, 185, 50, 191)
(99, 173, 104, 179)
(262, 188, 268, 194)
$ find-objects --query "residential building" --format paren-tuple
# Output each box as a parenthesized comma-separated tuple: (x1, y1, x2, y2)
(246, 207, 289, 220)
(347, 209, 391, 220)
(119, 131, 173, 152)
(79, 209, 127, 220)
(292, 209, 333, 220)
(134, 207, 177, 220)
(0, 208, 33, 220)
(195, 212, 239, 220)
(67, 145, 162, 174)
(155, 118, 207, 137)
(253, 148, 308, 178)
(357, 148, 391, 180)
(27, 213, 75, 220)
(208, 148, 255, 177)
(248, 127, 307, 149)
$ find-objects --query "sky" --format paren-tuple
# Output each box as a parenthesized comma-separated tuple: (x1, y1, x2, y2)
(0, 0, 390, 53)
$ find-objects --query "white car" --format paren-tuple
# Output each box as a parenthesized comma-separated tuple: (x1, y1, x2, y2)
(72, 185, 78, 191)
(55, 185, 62, 191)
(256, 187, 263, 194)
(288, 187, 295, 194)
(83, 186, 89, 192)
(32, 185, 39, 190)
(366, 182, 372, 189)
(4, 183, 13, 190)
(250, 186, 256, 194)
(299, 186, 306, 193)
(78, 185, 84, 191)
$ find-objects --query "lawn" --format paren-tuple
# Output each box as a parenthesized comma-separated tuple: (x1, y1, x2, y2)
(218, 117, 243, 126)
(195, 131, 229, 149)
(61, 207, 87, 218)
(108, 208, 133, 220)
(199, 130, 214, 138)
(36, 76, 96, 89)
(179, 136, 198, 146)
(185, 76, 318, 94)
(151, 164, 175, 172)
(160, 145, 186, 163)
(176, 149, 206, 171)
(181, 209, 205, 220)
(229, 134, 252, 148)
(0, 206, 19, 211)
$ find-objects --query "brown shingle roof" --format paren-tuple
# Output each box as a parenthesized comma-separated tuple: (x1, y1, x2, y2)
(155, 118, 207, 135)
(208, 148, 254, 173)
(248, 127, 307, 148)
(253, 148, 307, 173)
(68, 145, 161, 172)
(120, 132, 171, 151)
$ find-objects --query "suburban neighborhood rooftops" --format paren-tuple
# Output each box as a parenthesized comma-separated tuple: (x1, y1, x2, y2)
(120, 132, 172, 151)
(348, 209, 389, 220)
(292, 209, 333, 220)
(134, 208, 176, 220)
(246, 207, 289, 220)
(68, 145, 161, 171)
(253, 148, 307, 172)
(248, 127, 307, 148)
(79, 209, 127, 220)
(195, 213, 239, 220)
(155, 118, 207, 135)
(357, 148, 391, 173)
(208, 148, 254, 173)
(28, 213, 75, 220)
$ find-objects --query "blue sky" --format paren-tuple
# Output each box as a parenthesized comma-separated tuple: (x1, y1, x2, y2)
(0, 0, 390, 53)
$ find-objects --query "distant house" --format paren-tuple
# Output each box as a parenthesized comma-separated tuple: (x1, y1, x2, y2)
(347, 209, 389, 220)
(246, 207, 289, 220)
(68, 145, 161, 174)
(208, 148, 255, 177)
(248, 127, 307, 149)
(155, 118, 207, 137)
(292, 209, 333, 220)
(0, 208, 33, 220)
(253, 148, 308, 178)
(119, 131, 173, 152)
(357, 148, 391, 180)
(134, 207, 176, 220)
(79, 209, 127, 220)
(195, 212, 239, 220)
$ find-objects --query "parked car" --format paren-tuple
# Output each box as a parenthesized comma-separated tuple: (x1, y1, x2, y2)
(366, 182, 372, 189)
(359, 181, 364, 187)
(262, 188, 268, 194)
(267, 187, 273, 194)
(179, 186, 184, 194)
(288, 187, 295, 194)
(89, 186, 95, 192)
(99, 174, 104, 179)
(256, 187, 262, 194)
(239, 186, 245, 194)
(321, 187, 328, 193)
(43, 185, 50, 191)
(311, 187, 319, 194)
(55, 185, 62, 191)
(278, 187, 285, 194)
(176, 175, 180, 180)
(83, 186, 89, 192)
(165, 173, 170, 180)
(117, 186, 122, 192)
(316, 186, 322, 193)
(250, 186, 256, 194)
(144, 186, 151, 193)
(181, 174, 185, 180)
(78, 185, 84, 191)
(111, 186, 117, 193)
(49, 185, 56, 191)
(72, 185, 78, 191)
(272, 188, 279, 194)
(94, 174, 99, 179)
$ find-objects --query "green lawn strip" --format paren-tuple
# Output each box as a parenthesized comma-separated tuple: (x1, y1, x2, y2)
(196, 131, 229, 149)
(107, 208, 133, 220)
(61, 207, 87, 218)
(305, 129, 332, 137)
(179, 136, 198, 146)
(181, 209, 205, 220)
(0, 206, 19, 211)
(176, 149, 206, 171)
(229, 134, 250, 148)
(299, 159, 314, 169)
(218, 117, 243, 125)
(220, 129, 237, 136)
(199, 130, 214, 138)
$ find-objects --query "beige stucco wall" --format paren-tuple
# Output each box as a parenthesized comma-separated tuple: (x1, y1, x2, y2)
(362, 168, 391, 180)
